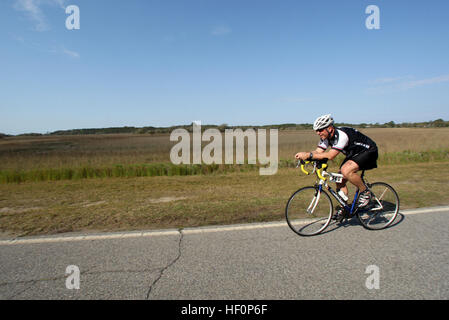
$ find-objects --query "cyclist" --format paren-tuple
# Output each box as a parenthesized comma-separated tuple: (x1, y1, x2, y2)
(295, 114, 378, 213)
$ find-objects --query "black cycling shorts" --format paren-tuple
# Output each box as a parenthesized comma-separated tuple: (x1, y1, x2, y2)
(340, 148, 378, 171)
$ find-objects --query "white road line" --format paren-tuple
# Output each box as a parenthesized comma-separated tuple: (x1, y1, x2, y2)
(1, 206, 448, 246)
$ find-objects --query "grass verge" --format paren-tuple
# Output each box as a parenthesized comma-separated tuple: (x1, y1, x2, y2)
(1, 161, 449, 237)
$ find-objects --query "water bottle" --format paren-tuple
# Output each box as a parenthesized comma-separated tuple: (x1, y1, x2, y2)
(338, 190, 349, 202)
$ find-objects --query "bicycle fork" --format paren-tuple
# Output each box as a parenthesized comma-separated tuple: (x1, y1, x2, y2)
(307, 186, 322, 214)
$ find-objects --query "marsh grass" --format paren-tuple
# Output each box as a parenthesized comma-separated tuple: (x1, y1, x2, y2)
(1, 128, 449, 183)
(2, 128, 449, 168)
(0, 163, 223, 183)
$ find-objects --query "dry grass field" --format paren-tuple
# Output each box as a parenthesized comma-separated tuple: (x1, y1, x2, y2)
(1, 128, 449, 237)
(1, 128, 448, 172)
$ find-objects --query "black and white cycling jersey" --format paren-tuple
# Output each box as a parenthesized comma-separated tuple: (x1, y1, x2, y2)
(317, 127, 377, 157)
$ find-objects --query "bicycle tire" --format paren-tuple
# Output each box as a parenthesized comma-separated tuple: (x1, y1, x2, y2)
(285, 186, 334, 236)
(357, 182, 400, 230)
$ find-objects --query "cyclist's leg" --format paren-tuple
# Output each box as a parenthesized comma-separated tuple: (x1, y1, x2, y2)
(341, 148, 378, 191)
(340, 160, 367, 192)
(337, 158, 349, 197)
(336, 178, 348, 197)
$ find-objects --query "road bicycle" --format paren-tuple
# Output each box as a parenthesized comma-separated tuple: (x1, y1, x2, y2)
(285, 159, 400, 236)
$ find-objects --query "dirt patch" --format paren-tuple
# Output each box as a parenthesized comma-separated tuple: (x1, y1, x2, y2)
(81, 201, 107, 208)
(0, 207, 41, 214)
(147, 196, 188, 204)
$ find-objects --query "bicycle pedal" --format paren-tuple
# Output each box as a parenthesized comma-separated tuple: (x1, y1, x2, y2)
(337, 213, 347, 223)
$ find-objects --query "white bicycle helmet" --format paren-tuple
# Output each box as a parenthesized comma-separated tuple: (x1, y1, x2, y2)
(313, 114, 334, 131)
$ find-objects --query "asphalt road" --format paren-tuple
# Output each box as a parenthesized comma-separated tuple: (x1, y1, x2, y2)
(1, 206, 448, 300)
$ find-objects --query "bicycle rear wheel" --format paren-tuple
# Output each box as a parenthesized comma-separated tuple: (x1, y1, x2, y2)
(357, 182, 400, 230)
(285, 186, 333, 236)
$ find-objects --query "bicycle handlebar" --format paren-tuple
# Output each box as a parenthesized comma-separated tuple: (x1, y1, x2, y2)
(299, 161, 310, 175)
(297, 159, 329, 181)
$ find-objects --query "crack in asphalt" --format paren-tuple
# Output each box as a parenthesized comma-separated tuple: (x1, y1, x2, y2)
(4, 282, 35, 300)
(0, 265, 165, 300)
(1, 229, 185, 300)
(1, 267, 94, 300)
(0, 267, 164, 288)
(145, 229, 184, 300)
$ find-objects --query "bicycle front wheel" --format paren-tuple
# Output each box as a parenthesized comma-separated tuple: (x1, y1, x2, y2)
(357, 182, 400, 230)
(285, 186, 333, 236)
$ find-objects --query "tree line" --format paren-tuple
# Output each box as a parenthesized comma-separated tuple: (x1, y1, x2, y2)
(1, 119, 448, 137)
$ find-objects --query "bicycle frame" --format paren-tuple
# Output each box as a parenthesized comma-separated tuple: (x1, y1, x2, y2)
(299, 159, 364, 217)
(323, 183, 359, 217)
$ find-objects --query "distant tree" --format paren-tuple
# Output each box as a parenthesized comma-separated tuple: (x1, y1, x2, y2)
(431, 119, 446, 127)
(218, 124, 229, 132)
(18, 133, 43, 136)
(385, 121, 396, 128)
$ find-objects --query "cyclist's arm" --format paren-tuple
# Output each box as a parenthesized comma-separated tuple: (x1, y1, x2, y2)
(311, 148, 340, 160)
(295, 146, 340, 160)
(295, 147, 331, 160)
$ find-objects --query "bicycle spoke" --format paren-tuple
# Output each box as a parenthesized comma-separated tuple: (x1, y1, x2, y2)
(286, 187, 333, 236)
(358, 182, 399, 230)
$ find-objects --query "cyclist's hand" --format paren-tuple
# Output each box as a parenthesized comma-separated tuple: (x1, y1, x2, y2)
(295, 152, 309, 160)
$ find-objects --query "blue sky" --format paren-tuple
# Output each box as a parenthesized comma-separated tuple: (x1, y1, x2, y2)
(1, 0, 449, 134)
